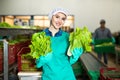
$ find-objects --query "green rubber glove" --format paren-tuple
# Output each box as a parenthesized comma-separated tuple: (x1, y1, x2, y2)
(70, 48, 83, 65)
(112, 37, 115, 43)
(92, 39, 95, 45)
(35, 52, 53, 68)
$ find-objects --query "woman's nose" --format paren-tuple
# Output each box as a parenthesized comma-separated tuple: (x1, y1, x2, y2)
(58, 18, 62, 23)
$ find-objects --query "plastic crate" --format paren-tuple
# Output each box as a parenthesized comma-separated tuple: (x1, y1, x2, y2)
(8, 40, 31, 64)
(17, 47, 39, 72)
(0, 44, 16, 72)
(88, 70, 100, 80)
(94, 38, 113, 45)
(0, 48, 2, 55)
(94, 45, 115, 53)
(14, 40, 31, 61)
(8, 44, 17, 64)
(72, 61, 83, 76)
(0, 57, 2, 71)
(0, 40, 31, 72)
(18, 72, 42, 80)
(100, 67, 120, 80)
(94, 38, 115, 53)
(15, 40, 31, 54)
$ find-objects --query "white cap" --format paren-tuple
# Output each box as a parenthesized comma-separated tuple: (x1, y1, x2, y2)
(48, 8, 68, 20)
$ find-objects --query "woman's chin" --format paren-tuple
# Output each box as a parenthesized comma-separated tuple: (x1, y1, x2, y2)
(55, 26, 62, 29)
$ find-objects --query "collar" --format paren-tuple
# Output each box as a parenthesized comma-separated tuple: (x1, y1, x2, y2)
(44, 28, 63, 37)
(99, 27, 106, 31)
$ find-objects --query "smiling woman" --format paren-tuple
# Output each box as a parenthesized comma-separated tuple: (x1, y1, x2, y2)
(49, 12, 67, 36)
(34, 8, 84, 80)
(51, 12, 66, 29)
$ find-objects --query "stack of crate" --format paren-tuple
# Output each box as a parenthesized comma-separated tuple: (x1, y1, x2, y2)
(17, 47, 40, 72)
(0, 44, 16, 72)
(0, 40, 31, 72)
(100, 67, 120, 80)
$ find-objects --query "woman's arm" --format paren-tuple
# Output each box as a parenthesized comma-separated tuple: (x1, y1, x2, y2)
(69, 48, 83, 65)
(66, 32, 83, 65)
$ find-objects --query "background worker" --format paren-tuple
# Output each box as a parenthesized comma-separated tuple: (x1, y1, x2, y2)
(93, 19, 115, 64)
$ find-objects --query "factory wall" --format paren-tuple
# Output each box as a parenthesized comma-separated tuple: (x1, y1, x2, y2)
(0, 0, 120, 32)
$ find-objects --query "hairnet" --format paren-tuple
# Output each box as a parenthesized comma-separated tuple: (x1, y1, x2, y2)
(48, 8, 68, 20)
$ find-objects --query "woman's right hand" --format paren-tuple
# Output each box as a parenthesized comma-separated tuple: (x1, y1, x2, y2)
(36, 52, 53, 68)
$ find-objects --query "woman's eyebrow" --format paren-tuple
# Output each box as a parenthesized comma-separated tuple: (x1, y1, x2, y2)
(55, 14, 59, 16)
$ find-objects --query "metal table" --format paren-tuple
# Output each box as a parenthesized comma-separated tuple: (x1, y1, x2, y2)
(0, 28, 41, 36)
(0, 39, 8, 80)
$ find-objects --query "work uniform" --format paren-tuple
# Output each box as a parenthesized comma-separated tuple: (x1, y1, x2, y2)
(36, 28, 83, 80)
(93, 27, 112, 64)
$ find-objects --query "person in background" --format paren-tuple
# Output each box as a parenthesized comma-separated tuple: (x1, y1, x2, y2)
(35, 8, 83, 80)
(14, 18, 23, 26)
(14, 18, 19, 25)
(93, 19, 115, 64)
(18, 19, 23, 26)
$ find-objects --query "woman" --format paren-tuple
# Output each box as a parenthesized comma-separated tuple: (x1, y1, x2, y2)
(36, 8, 83, 80)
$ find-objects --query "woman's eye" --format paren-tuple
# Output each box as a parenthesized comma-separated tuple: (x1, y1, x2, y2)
(62, 18, 66, 21)
(55, 16, 59, 18)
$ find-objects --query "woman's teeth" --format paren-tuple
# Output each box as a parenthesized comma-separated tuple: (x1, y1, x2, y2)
(56, 23, 61, 26)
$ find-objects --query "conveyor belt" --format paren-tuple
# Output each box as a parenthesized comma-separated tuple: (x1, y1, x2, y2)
(80, 53, 107, 80)
(80, 53, 107, 71)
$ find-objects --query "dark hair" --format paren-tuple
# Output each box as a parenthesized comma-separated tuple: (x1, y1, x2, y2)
(100, 19, 106, 24)
(50, 20, 52, 26)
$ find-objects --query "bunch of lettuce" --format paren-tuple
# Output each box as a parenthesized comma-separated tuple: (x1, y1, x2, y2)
(0, 22, 11, 28)
(95, 42, 113, 47)
(69, 26, 92, 53)
(29, 32, 52, 59)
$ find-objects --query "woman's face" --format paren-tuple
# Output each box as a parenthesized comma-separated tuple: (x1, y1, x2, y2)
(51, 12, 67, 29)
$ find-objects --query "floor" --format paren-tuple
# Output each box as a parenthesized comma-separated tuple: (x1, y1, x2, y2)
(92, 51, 120, 70)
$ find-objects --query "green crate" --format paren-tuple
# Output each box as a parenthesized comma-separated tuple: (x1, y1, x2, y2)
(72, 61, 83, 76)
(94, 45, 115, 53)
(88, 70, 100, 80)
(118, 37, 120, 46)
(94, 38, 112, 45)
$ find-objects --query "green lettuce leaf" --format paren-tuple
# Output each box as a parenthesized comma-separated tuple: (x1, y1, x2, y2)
(69, 26, 92, 52)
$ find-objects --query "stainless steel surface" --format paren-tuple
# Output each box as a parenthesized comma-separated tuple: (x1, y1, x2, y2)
(3, 39, 8, 80)
(80, 53, 107, 71)
(0, 39, 9, 80)
(80, 53, 107, 80)
(0, 28, 41, 36)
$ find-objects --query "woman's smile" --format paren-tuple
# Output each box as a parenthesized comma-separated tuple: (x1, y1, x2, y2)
(52, 12, 67, 29)
(55, 22, 62, 27)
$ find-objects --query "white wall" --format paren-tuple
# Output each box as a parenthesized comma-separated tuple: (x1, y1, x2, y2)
(0, 0, 120, 32)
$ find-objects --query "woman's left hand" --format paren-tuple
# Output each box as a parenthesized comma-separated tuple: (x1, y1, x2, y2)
(69, 48, 83, 65)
